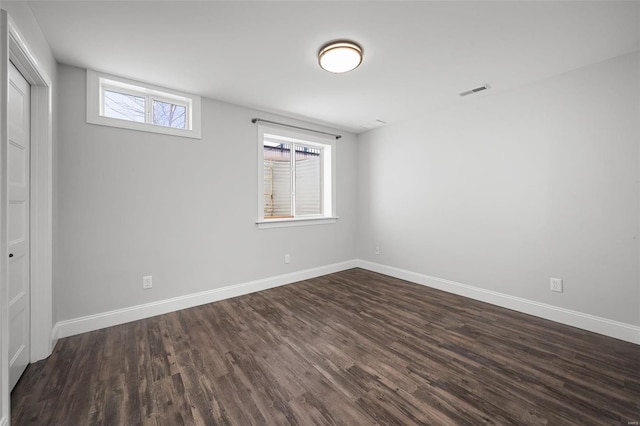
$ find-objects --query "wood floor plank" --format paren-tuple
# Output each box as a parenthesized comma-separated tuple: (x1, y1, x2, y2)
(11, 268, 640, 425)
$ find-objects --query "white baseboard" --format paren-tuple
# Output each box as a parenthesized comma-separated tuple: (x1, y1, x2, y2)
(50, 323, 59, 352)
(356, 260, 640, 345)
(52, 258, 639, 345)
(55, 260, 358, 339)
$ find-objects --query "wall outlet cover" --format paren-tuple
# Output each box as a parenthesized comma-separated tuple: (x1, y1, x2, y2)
(143, 276, 153, 289)
(550, 277, 563, 293)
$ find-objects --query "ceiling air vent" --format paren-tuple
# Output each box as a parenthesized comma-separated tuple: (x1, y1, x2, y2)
(361, 119, 387, 129)
(459, 84, 491, 97)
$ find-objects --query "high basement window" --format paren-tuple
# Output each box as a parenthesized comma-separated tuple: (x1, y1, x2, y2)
(86, 69, 201, 139)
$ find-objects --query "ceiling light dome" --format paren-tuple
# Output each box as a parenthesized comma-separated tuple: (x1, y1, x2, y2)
(318, 40, 363, 73)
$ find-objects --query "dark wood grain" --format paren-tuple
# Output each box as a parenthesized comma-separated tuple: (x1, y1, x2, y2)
(11, 268, 640, 425)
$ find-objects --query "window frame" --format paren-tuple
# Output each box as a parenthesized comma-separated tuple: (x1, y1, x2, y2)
(257, 125, 338, 229)
(86, 69, 201, 139)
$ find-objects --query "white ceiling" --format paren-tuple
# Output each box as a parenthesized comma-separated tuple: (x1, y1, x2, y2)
(26, 1, 640, 133)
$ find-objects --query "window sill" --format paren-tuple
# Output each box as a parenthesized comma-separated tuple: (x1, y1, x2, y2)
(256, 217, 338, 229)
(87, 115, 202, 139)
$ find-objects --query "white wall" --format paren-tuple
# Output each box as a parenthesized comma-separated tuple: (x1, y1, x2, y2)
(358, 52, 640, 327)
(56, 64, 358, 321)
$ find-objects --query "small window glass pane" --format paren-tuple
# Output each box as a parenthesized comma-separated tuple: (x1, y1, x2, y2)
(295, 145, 322, 215)
(263, 143, 292, 218)
(103, 90, 146, 122)
(153, 100, 186, 129)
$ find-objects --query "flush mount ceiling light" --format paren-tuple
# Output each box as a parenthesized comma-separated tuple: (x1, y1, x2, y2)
(318, 40, 363, 73)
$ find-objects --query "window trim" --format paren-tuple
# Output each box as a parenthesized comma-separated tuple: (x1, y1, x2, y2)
(86, 69, 201, 139)
(256, 124, 337, 228)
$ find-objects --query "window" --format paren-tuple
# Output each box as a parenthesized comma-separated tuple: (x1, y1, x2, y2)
(257, 126, 337, 228)
(86, 70, 201, 138)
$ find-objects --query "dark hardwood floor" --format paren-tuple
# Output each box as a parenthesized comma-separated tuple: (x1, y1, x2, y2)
(11, 268, 640, 425)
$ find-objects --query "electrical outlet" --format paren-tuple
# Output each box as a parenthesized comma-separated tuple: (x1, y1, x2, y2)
(550, 277, 563, 293)
(375, 246, 380, 255)
(143, 275, 153, 289)
(284, 254, 291, 264)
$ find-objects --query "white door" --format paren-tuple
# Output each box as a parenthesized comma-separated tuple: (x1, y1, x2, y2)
(8, 61, 30, 390)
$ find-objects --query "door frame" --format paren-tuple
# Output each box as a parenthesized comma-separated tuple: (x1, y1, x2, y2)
(1, 9, 54, 425)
